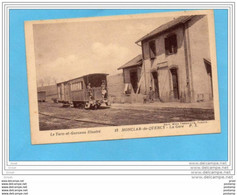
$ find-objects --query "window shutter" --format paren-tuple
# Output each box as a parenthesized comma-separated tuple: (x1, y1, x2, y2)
(149, 41, 156, 59)
(165, 38, 169, 55)
(173, 35, 177, 53)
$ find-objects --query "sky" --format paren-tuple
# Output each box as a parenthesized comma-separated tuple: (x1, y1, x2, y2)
(33, 14, 172, 86)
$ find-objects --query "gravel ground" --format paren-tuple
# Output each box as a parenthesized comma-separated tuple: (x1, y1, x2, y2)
(38, 102, 215, 130)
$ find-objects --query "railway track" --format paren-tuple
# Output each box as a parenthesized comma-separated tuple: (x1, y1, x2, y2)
(39, 112, 117, 126)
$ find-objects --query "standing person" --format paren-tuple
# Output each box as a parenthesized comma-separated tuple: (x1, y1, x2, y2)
(148, 86, 154, 102)
(101, 80, 107, 99)
(87, 83, 93, 100)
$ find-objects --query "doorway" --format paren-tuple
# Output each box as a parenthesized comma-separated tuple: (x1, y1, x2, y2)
(204, 60, 213, 99)
(130, 70, 138, 93)
(152, 71, 160, 99)
(170, 68, 179, 99)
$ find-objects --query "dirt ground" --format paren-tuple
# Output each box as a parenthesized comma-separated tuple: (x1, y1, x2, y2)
(38, 102, 215, 131)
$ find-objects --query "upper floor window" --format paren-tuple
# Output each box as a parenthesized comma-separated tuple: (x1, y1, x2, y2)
(149, 40, 156, 59)
(165, 34, 177, 55)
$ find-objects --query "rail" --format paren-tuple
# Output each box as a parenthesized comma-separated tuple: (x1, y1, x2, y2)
(39, 112, 117, 126)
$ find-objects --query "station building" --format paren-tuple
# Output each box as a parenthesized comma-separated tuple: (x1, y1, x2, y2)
(118, 15, 213, 103)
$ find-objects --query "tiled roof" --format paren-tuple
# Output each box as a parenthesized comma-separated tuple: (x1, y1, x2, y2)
(135, 15, 194, 43)
(118, 54, 143, 70)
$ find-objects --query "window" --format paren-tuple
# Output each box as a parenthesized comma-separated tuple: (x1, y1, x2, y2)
(165, 34, 177, 55)
(71, 81, 83, 91)
(149, 40, 156, 59)
(78, 82, 83, 90)
(71, 83, 75, 91)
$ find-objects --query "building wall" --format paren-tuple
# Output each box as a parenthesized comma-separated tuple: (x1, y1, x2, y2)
(123, 66, 142, 93)
(142, 25, 188, 102)
(37, 84, 58, 101)
(141, 16, 212, 103)
(187, 15, 212, 102)
(107, 70, 146, 104)
(123, 67, 141, 84)
(107, 73, 124, 103)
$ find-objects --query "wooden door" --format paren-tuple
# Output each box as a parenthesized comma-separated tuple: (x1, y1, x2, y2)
(170, 68, 179, 99)
(152, 71, 160, 99)
(130, 70, 138, 93)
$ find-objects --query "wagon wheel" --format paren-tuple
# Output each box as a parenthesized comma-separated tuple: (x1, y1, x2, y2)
(73, 102, 77, 108)
(82, 103, 86, 109)
(78, 103, 83, 109)
(85, 102, 90, 109)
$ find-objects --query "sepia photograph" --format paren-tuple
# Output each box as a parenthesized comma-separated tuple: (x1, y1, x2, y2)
(25, 10, 220, 144)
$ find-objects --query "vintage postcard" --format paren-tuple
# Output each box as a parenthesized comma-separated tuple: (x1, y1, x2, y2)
(25, 10, 220, 144)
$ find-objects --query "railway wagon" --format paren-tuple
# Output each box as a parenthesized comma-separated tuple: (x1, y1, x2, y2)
(38, 91, 46, 102)
(57, 73, 110, 109)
